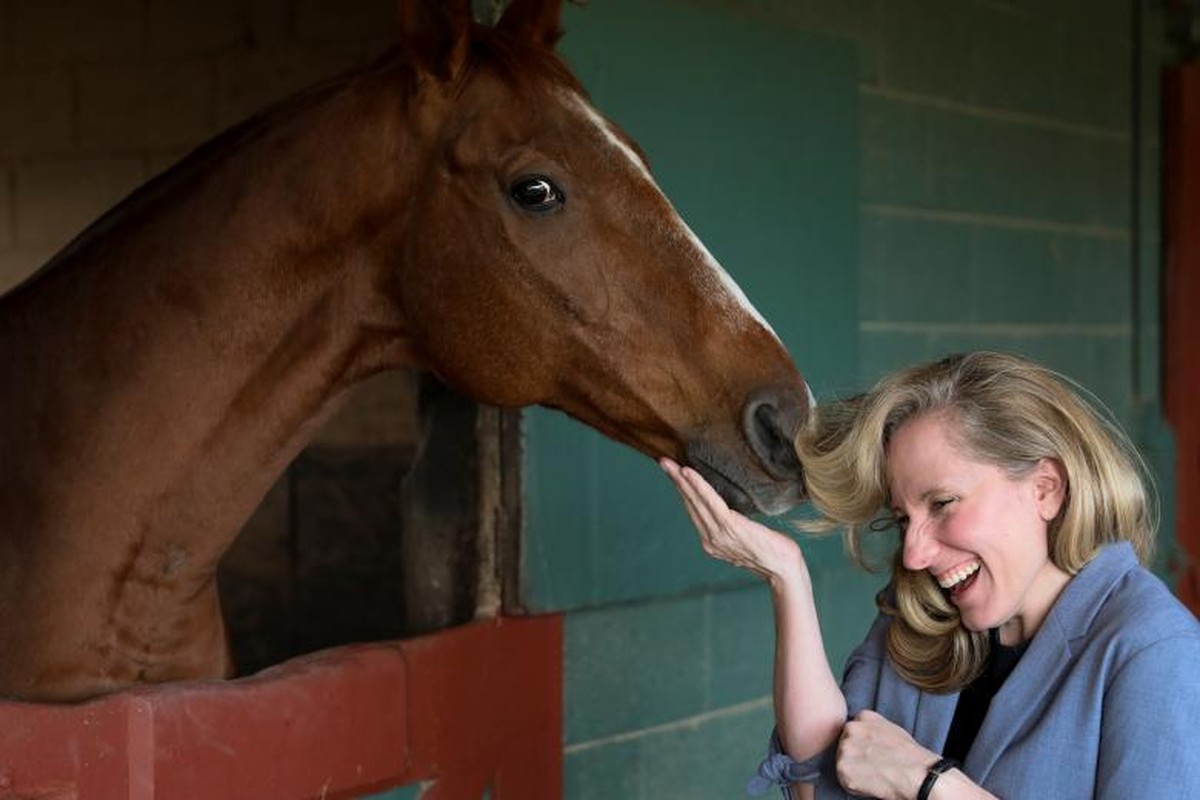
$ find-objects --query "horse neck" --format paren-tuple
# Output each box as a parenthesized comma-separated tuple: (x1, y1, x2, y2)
(0, 61, 425, 571)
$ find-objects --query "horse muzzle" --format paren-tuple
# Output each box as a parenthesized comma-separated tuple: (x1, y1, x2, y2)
(686, 384, 809, 516)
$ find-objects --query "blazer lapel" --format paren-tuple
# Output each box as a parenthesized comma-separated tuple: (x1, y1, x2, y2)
(962, 543, 1136, 783)
(913, 688, 958, 754)
(963, 614, 1072, 781)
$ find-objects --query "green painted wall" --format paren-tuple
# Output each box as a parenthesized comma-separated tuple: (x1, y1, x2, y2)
(515, 1, 1178, 798)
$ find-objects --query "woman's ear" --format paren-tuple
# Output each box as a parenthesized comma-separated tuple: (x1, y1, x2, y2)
(1033, 458, 1067, 522)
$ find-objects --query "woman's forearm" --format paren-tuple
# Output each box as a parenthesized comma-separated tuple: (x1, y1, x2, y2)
(770, 556, 848, 762)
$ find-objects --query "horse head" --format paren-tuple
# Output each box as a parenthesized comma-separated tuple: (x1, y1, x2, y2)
(389, 0, 810, 515)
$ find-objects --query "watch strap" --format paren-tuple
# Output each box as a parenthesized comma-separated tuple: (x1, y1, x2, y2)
(916, 756, 959, 800)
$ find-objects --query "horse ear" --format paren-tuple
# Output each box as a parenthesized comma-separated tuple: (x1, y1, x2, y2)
(496, 0, 564, 49)
(397, 0, 473, 80)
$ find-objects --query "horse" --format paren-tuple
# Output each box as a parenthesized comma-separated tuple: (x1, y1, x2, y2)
(0, 0, 810, 702)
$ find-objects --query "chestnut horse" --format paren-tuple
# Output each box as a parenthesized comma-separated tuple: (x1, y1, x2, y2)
(0, 0, 809, 702)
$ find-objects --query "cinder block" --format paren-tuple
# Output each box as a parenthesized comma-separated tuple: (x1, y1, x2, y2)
(0, 69, 73, 159)
(564, 597, 708, 745)
(1055, 38, 1130, 132)
(637, 703, 776, 799)
(970, 7, 1063, 119)
(14, 157, 147, 247)
(1047, 135, 1131, 228)
(859, 93, 935, 208)
(970, 226, 1129, 325)
(145, 149, 193, 180)
(859, 211, 973, 323)
(707, 585, 774, 708)
(791, 0, 883, 84)
(879, 0, 975, 102)
(926, 107, 1131, 227)
(12, 0, 144, 66)
(293, 0, 395, 45)
(213, 46, 371, 130)
(564, 701, 778, 800)
(246, 0, 292, 46)
(814, 562, 887, 671)
(564, 738, 642, 800)
(0, 246, 57, 295)
(148, 0, 249, 57)
(76, 60, 217, 152)
(857, 328, 937, 387)
(1015, 0, 1131, 39)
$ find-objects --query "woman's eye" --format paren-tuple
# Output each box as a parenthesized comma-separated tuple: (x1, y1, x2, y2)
(931, 498, 954, 512)
(509, 175, 565, 213)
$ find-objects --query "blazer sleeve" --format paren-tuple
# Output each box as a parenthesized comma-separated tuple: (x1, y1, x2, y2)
(1096, 631, 1200, 799)
(747, 611, 891, 798)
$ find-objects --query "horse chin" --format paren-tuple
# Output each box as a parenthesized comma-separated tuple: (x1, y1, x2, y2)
(685, 448, 806, 517)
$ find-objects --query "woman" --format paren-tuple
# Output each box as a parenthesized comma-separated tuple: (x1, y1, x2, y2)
(662, 351, 1200, 799)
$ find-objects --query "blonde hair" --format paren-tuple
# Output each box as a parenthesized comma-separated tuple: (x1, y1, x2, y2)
(796, 351, 1156, 692)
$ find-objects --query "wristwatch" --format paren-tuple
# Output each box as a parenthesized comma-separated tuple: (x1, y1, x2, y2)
(916, 756, 959, 800)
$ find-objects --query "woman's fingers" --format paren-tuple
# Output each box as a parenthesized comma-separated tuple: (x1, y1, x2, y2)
(677, 464, 731, 512)
(661, 459, 723, 533)
(660, 458, 793, 578)
(660, 459, 735, 556)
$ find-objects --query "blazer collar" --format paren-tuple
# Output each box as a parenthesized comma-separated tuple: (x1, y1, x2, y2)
(962, 542, 1139, 781)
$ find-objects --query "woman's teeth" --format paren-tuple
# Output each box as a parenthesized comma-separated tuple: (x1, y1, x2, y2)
(937, 561, 981, 590)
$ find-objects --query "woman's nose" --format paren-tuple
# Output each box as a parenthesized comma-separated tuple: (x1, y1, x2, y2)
(902, 520, 938, 572)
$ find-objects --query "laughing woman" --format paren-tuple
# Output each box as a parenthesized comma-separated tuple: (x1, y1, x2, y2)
(662, 351, 1200, 799)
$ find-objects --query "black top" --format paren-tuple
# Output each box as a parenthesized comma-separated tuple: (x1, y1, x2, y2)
(942, 630, 1029, 764)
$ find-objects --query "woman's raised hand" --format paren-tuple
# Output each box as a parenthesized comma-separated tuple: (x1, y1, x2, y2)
(660, 458, 805, 584)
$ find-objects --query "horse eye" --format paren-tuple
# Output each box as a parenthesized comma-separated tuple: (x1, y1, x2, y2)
(509, 176, 565, 213)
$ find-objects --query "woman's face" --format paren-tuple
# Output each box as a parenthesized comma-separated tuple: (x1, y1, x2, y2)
(886, 411, 1068, 645)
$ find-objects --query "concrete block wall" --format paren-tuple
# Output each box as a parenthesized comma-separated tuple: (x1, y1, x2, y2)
(720, 0, 1170, 410)
(0, 0, 394, 294)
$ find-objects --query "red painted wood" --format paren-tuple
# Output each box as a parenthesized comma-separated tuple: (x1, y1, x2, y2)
(1164, 62, 1200, 614)
(0, 615, 563, 800)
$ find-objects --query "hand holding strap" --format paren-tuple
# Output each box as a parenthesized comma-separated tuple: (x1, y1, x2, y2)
(916, 756, 959, 800)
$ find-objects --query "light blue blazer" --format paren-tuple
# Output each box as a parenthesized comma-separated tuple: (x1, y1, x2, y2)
(750, 542, 1200, 799)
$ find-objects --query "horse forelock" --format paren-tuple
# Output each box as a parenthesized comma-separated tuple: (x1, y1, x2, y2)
(456, 21, 587, 102)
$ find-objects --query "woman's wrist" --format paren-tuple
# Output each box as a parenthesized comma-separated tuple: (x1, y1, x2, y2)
(764, 541, 808, 587)
(919, 762, 995, 800)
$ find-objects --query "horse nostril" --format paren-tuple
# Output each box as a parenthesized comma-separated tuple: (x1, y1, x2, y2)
(742, 389, 805, 480)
